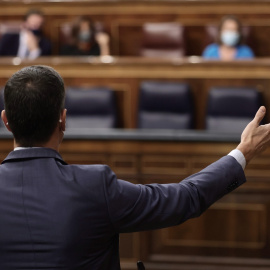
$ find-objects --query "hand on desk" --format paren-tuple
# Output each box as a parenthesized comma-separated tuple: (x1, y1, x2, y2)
(237, 106, 270, 164)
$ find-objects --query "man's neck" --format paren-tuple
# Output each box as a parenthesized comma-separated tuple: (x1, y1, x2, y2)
(13, 129, 61, 152)
(14, 141, 60, 152)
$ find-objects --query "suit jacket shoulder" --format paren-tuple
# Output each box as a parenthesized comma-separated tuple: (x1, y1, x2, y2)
(39, 37, 52, 56)
(0, 33, 19, 56)
(0, 33, 52, 56)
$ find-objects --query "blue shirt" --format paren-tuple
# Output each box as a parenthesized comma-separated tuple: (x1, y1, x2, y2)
(202, 43, 254, 59)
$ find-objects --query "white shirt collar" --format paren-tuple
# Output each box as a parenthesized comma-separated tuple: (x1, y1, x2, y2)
(14, 147, 42, 151)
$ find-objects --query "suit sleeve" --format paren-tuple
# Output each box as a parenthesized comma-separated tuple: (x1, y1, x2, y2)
(39, 38, 52, 56)
(102, 155, 246, 233)
(0, 35, 8, 55)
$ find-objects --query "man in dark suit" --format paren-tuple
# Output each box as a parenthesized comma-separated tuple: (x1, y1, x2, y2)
(0, 65, 270, 269)
(0, 9, 51, 59)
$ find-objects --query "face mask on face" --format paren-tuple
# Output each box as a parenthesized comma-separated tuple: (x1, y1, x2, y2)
(79, 31, 92, 42)
(30, 29, 42, 37)
(221, 30, 240, 47)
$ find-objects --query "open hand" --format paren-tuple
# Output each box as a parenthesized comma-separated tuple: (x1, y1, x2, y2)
(237, 106, 270, 164)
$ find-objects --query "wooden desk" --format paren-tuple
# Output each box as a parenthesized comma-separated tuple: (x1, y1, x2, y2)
(0, 57, 270, 130)
(0, 128, 269, 269)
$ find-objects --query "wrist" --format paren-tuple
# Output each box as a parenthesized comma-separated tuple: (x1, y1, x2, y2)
(236, 142, 253, 165)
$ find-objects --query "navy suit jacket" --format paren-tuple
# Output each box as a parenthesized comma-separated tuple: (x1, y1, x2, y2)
(0, 33, 51, 56)
(0, 148, 246, 269)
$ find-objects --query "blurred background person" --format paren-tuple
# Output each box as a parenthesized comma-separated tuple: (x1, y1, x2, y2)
(60, 16, 110, 56)
(202, 15, 254, 60)
(0, 9, 51, 60)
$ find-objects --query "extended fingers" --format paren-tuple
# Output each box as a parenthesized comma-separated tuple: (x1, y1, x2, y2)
(253, 106, 266, 126)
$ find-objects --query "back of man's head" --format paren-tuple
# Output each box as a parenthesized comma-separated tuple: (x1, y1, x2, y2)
(4, 65, 65, 147)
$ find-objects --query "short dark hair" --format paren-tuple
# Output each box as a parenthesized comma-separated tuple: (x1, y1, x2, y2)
(217, 15, 243, 46)
(24, 9, 44, 21)
(4, 65, 65, 147)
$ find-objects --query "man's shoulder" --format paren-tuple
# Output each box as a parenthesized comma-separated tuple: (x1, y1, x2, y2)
(0, 33, 19, 41)
(39, 36, 52, 55)
(0, 33, 19, 47)
(62, 163, 113, 185)
(59, 163, 115, 198)
(39, 36, 51, 45)
(67, 163, 109, 175)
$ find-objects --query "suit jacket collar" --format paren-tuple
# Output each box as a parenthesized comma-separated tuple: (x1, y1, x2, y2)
(2, 147, 67, 165)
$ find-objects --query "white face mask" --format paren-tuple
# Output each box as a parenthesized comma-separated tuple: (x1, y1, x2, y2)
(221, 30, 240, 47)
(79, 31, 92, 42)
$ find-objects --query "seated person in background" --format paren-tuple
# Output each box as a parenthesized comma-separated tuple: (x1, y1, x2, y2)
(202, 15, 254, 60)
(0, 9, 51, 59)
(60, 16, 110, 56)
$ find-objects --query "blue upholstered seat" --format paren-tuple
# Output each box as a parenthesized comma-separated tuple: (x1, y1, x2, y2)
(65, 87, 117, 129)
(206, 86, 262, 133)
(138, 81, 193, 129)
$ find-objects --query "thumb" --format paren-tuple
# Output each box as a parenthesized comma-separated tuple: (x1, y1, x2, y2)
(253, 106, 266, 126)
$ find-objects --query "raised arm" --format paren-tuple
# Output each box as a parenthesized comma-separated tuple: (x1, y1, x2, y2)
(103, 106, 270, 233)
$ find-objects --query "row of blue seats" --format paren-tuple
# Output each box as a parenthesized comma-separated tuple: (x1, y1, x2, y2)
(65, 81, 262, 132)
(0, 82, 262, 132)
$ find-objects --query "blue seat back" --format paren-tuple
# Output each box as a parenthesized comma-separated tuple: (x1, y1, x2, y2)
(138, 81, 193, 129)
(65, 87, 117, 128)
(206, 86, 262, 132)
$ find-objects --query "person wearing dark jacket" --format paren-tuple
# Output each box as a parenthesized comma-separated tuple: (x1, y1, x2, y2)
(0, 65, 270, 269)
(60, 16, 110, 56)
(0, 9, 51, 59)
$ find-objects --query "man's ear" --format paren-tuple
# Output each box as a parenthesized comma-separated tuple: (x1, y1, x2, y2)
(59, 109, 66, 132)
(1, 110, 12, 132)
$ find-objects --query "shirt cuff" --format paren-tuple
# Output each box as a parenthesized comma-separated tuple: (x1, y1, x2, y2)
(228, 149, 246, 170)
(28, 48, 41, 60)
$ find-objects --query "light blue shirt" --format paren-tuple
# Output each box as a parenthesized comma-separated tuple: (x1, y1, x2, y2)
(202, 43, 254, 59)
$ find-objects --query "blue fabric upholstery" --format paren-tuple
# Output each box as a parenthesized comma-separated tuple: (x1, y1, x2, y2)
(65, 87, 117, 128)
(206, 86, 262, 132)
(138, 81, 193, 129)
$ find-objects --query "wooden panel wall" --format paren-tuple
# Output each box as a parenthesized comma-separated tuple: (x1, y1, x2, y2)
(0, 57, 270, 129)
